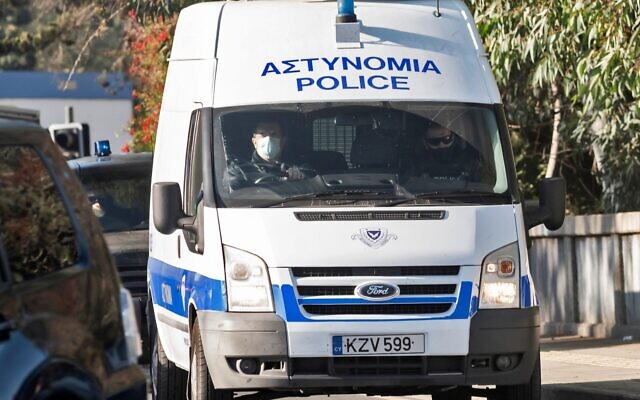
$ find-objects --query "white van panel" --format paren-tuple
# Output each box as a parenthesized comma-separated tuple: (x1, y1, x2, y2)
(160, 60, 216, 111)
(211, 0, 499, 107)
(216, 205, 517, 268)
(170, 3, 224, 61)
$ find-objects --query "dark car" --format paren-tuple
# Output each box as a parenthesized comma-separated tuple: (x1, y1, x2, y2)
(68, 149, 152, 358)
(0, 116, 146, 399)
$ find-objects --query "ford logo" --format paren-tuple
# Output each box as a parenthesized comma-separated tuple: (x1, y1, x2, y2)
(355, 282, 400, 301)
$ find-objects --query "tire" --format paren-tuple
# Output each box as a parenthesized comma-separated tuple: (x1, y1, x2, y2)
(149, 299, 188, 400)
(493, 351, 541, 400)
(189, 318, 232, 400)
(432, 387, 471, 400)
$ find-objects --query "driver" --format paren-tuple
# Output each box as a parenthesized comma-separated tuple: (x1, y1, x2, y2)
(226, 120, 307, 189)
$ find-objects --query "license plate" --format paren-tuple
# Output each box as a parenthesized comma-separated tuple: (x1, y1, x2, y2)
(332, 334, 425, 356)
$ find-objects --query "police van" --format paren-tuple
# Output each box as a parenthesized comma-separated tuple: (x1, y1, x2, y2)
(148, 1, 565, 399)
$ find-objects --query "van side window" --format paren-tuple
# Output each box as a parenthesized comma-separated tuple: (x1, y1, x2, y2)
(183, 110, 203, 253)
(0, 146, 79, 283)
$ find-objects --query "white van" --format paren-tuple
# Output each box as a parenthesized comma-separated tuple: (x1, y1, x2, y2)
(148, 1, 565, 400)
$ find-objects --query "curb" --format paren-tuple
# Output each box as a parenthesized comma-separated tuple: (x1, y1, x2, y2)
(543, 385, 640, 400)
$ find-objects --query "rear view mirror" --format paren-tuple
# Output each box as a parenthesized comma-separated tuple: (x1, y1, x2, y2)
(525, 177, 566, 231)
(153, 182, 196, 235)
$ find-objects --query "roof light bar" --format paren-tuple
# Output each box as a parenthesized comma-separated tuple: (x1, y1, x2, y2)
(94, 140, 112, 157)
(336, 0, 357, 23)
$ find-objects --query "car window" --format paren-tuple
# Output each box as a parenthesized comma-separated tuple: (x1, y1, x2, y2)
(0, 145, 79, 283)
(82, 175, 150, 233)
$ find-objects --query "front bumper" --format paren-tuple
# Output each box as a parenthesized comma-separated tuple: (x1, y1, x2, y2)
(198, 307, 539, 392)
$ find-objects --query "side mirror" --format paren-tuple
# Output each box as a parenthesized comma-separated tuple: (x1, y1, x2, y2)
(525, 177, 566, 231)
(153, 182, 197, 235)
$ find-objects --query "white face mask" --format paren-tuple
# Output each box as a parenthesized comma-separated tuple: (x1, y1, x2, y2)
(256, 136, 281, 161)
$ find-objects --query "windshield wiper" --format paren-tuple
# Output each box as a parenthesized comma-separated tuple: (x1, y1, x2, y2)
(380, 190, 512, 207)
(253, 190, 409, 208)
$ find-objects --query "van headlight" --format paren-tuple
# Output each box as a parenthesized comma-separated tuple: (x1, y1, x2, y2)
(479, 242, 520, 309)
(224, 246, 274, 312)
(119, 287, 142, 364)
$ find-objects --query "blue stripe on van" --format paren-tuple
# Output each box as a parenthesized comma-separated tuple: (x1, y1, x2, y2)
(148, 257, 475, 322)
(148, 257, 227, 317)
(521, 275, 532, 308)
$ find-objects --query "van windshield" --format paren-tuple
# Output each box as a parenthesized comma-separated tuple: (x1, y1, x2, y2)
(213, 102, 512, 208)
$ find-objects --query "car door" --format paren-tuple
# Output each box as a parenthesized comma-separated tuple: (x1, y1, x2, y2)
(0, 237, 46, 400)
(0, 143, 105, 398)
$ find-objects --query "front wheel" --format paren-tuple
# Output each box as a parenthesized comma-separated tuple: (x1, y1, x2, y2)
(190, 318, 232, 400)
(149, 299, 188, 400)
(493, 352, 541, 400)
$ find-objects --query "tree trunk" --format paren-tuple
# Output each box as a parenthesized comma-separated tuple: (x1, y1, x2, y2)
(545, 83, 562, 178)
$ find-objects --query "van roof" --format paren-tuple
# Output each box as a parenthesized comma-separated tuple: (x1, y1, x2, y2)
(172, 0, 500, 107)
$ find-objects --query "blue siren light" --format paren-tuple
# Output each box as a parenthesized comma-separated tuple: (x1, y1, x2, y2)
(94, 140, 112, 157)
(336, 0, 357, 23)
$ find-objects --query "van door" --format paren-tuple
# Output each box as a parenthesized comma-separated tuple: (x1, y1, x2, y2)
(155, 109, 227, 369)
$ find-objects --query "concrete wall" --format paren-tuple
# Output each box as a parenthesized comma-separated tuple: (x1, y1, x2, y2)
(529, 212, 640, 338)
(0, 98, 133, 153)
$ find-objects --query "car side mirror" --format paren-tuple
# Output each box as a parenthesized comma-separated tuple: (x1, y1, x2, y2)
(153, 182, 197, 235)
(525, 177, 566, 231)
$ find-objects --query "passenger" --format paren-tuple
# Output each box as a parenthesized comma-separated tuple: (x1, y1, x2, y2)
(226, 120, 308, 189)
(407, 122, 483, 182)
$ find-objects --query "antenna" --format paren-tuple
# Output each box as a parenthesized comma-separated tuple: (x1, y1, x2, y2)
(434, 0, 441, 17)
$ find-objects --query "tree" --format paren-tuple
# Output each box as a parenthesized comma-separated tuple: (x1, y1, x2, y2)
(123, 12, 176, 153)
(467, 0, 640, 213)
(0, 0, 197, 152)
(0, 1, 131, 72)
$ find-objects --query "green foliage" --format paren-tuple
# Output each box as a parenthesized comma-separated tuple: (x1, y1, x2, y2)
(0, 1, 130, 72)
(127, 0, 201, 22)
(468, 0, 640, 213)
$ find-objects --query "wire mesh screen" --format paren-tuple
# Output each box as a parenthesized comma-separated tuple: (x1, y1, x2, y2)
(312, 119, 356, 166)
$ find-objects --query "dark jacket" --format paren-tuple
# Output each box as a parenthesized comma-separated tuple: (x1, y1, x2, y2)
(404, 138, 485, 182)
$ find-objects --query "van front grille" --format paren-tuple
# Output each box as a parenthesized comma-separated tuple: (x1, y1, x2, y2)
(294, 210, 445, 222)
(303, 303, 452, 315)
(292, 266, 460, 278)
(297, 284, 456, 297)
(290, 265, 461, 318)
